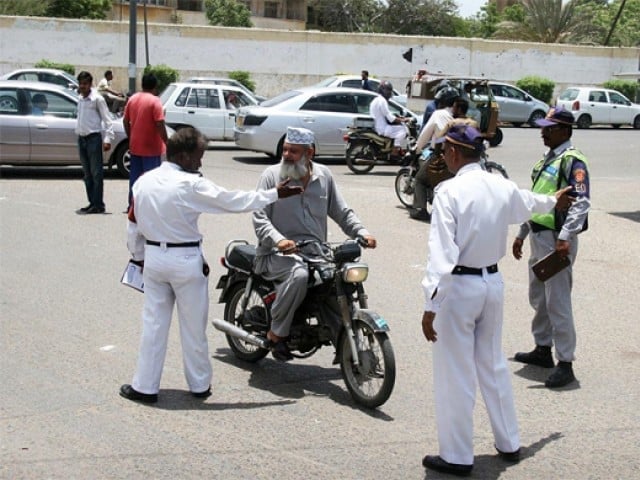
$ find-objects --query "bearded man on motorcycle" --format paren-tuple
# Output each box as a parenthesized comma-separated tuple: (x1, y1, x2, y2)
(369, 81, 410, 159)
(253, 127, 377, 361)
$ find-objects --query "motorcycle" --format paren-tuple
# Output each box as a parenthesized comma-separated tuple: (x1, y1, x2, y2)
(395, 147, 508, 215)
(212, 238, 396, 409)
(343, 117, 419, 174)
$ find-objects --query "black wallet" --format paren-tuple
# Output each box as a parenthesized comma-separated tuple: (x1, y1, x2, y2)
(532, 251, 571, 282)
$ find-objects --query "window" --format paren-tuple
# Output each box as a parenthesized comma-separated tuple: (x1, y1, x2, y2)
(354, 94, 374, 114)
(174, 87, 190, 107)
(588, 90, 607, 103)
(264, 1, 278, 18)
(222, 89, 253, 108)
(502, 86, 525, 101)
(13, 73, 38, 82)
(177, 0, 203, 11)
(301, 94, 357, 113)
(40, 73, 70, 88)
(608, 91, 629, 105)
(0, 88, 20, 115)
(186, 88, 220, 109)
(27, 90, 77, 118)
(341, 80, 362, 89)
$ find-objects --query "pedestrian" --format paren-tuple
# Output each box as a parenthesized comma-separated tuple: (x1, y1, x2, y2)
(120, 127, 302, 404)
(253, 127, 376, 361)
(420, 123, 573, 476)
(75, 71, 114, 215)
(512, 106, 590, 389)
(123, 73, 168, 211)
(361, 70, 372, 91)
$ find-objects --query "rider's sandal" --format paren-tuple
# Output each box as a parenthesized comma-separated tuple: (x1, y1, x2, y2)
(269, 340, 293, 362)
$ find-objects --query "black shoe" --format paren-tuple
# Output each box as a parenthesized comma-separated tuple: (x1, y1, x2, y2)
(409, 208, 430, 221)
(422, 455, 472, 477)
(119, 384, 158, 404)
(545, 361, 576, 388)
(269, 340, 293, 362)
(191, 386, 212, 398)
(85, 206, 106, 214)
(495, 445, 521, 463)
(514, 345, 554, 368)
(79, 204, 91, 212)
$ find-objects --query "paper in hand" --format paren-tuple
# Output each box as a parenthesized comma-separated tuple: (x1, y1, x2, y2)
(532, 251, 570, 282)
(121, 260, 144, 292)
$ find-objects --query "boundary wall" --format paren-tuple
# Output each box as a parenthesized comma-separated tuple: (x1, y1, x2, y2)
(1, 16, 638, 99)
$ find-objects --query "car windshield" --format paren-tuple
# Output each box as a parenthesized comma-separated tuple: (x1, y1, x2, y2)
(61, 71, 77, 86)
(260, 90, 303, 107)
(559, 89, 579, 101)
(160, 85, 177, 105)
(314, 77, 339, 87)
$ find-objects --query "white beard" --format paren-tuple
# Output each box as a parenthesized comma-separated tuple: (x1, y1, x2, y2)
(279, 155, 309, 180)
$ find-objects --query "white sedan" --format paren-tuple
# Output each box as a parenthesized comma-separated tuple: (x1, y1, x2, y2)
(234, 87, 419, 158)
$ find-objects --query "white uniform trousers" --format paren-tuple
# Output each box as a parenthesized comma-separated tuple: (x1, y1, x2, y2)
(528, 230, 578, 362)
(380, 124, 407, 147)
(432, 272, 520, 465)
(132, 245, 212, 394)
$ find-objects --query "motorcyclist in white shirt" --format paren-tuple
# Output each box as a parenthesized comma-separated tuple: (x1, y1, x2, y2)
(369, 81, 410, 159)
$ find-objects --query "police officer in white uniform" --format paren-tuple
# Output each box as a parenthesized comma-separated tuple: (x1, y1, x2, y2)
(120, 127, 302, 404)
(420, 124, 573, 476)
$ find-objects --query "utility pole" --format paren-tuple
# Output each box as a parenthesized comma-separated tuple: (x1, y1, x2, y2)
(128, 0, 138, 94)
(604, 0, 627, 46)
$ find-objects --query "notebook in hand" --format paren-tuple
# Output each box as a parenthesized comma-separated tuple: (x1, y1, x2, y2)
(532, 251, 571, 282)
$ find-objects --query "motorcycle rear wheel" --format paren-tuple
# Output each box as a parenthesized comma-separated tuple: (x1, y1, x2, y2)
(339, 320, 396, 409)
(224, 284, 270, 362)
(394, 167, 415, 208)
(346, 142, 375, 174)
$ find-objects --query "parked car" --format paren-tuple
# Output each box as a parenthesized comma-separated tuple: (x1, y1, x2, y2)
(234, 86, 419, 158)
(314, 75, 408, 106)
(0, 80, 132, 176)
(161, 82, 259, 141)
(185, 77, 266, 102)
(556, 86, 640, 129)
(488, 82, 549, 127)
(1, 68, 78, 90)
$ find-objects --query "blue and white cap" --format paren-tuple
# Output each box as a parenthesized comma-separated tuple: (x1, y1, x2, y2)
(285, 127, 315, 146)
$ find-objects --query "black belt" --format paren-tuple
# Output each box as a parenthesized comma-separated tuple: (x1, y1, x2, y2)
(146, 240, 200, 248)
(530, 221, 553, 233)
(79, 132, 101, 138)
(452, 264, 498, 276)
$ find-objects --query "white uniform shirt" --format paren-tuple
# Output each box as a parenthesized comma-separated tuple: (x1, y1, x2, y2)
(416, 107, 453, 151)
(75, 88, 115, 143)
(369, 95, 396, 135)
(422, 162, 557, 312)
(97, 78, 110, 93)
(128, 162, 278, 260)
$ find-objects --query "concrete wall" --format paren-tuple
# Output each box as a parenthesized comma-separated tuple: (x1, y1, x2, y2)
(1, 15, 637, 100)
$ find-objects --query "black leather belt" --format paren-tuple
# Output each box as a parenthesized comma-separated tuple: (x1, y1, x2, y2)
(452, 264, 498, 275)
(79, 132, 101, 139)
(530, 221, 553, 233)
(146, 240, 200, 248)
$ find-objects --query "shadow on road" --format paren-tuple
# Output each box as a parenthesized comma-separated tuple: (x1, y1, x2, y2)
(609, 210, 640, 223)
(0, 166, 124, 180)
(149, 388, 296, 411)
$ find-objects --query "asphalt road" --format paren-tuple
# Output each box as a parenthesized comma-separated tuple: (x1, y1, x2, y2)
(1, 127, 639, 479)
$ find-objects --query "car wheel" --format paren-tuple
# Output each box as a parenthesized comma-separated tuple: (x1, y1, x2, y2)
(275, 135, 285, 159)
(576, 114, 591, 129)
(114, 143, 131, 178)
(488, 127, 503, 147)
(0, 95, 18, 111)
(633, 115, 640, 129)
(528, 110, 546, 127)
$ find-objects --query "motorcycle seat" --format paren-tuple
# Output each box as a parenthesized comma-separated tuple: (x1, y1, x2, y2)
(227, 244, 256, 273)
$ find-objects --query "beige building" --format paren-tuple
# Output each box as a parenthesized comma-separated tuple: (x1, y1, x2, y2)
(110, 0, 307, 29)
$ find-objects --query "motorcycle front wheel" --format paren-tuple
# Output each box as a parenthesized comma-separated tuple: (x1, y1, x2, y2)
(339, 320, 396, 409)
(224, 284, 270, 362)
(345, 141, 375, 174)
(394, 167, 415, 208)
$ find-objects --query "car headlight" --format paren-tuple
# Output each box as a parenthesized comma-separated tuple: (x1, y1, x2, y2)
(341, 263, 368, 283)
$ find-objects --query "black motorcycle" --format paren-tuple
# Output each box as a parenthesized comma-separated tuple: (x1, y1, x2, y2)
(344, 117, 419, 174)
(395, 148, 508, 215)
(213, 238, 396, 409)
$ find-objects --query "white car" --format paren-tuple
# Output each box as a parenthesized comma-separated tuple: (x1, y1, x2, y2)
(556, 86, 640, 129)
(160, 82, 259, 140)
(488, 82, 549, 126)
(1, 68, 78, 90)
(234, 86, 419, 158)
(185, 77, 266, 103)
(314, 75, 408, 106)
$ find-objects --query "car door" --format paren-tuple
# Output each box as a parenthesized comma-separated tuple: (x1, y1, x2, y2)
(0, 86, 30, 162)
(181, 86, 225, 140)
(607, 91, 633, 125)
(221, 89, 255, 140)
(26, 89, 79, 163)
(584, 90, 610, 124)
(299, 92, 359, 156)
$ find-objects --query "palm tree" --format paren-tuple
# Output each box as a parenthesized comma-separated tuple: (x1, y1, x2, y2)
(493, 0, 601, 44)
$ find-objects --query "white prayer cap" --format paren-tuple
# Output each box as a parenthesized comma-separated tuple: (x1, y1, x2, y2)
(284, 127, 315, 146)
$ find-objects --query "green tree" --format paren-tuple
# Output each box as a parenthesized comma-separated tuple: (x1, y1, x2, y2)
(308, 0, 384, 33)
(584, 0, 640, 46)
(204, 0, 252, 27)
(0, 0, 50, 16)
(144, 64, 179, 95)
(493, 0, 600, 44)
(381, 0, 463, 36)
(46, 0, 112, 20)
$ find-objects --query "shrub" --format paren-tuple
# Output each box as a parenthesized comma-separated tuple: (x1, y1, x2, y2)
(228, 70, 256, 93)
(34, 59, 75, 76)
(143, 64, 179, 94)
(602, 80, 638, 102)
(515, 76, 555, 104)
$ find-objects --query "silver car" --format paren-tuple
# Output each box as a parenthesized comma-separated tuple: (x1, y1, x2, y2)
(1, 68, 78, 90)
(314, 75, 408, 106)
(0, 80, 131, 176)
(488, 82, 549, 127)
(234, 86, 419, 158)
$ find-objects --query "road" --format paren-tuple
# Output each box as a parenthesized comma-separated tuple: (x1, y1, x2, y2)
(1, 128, 639, 479)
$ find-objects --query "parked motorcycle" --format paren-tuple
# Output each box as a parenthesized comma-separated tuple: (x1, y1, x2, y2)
(213, 238, 396, 409)
(395, 148, 508, 215)
(344, 117, 419, 174)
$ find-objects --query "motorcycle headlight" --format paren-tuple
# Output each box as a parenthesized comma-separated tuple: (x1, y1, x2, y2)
(342, 263, 368, 283)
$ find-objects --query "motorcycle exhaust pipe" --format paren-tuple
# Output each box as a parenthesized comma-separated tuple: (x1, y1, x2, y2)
(211, 318, 270, 349)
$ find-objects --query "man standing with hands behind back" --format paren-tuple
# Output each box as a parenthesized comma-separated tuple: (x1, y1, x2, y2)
(123, 73, 168, 211)
(512, 107, 590, 389)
